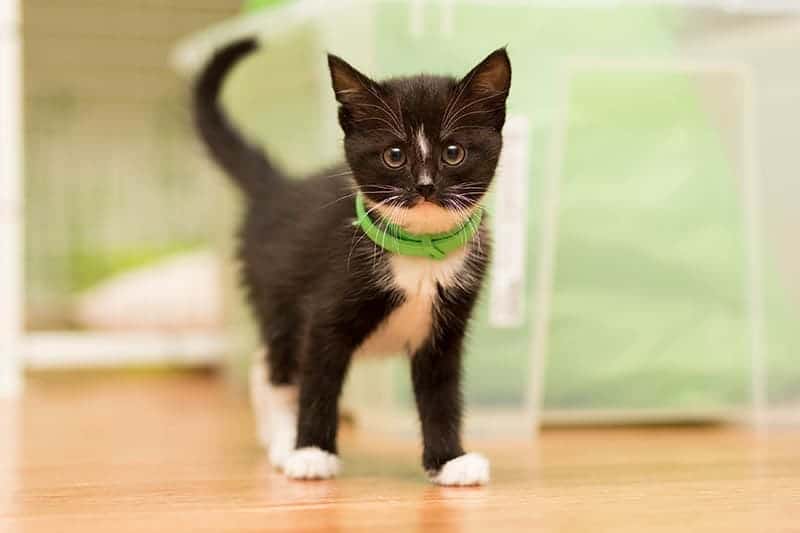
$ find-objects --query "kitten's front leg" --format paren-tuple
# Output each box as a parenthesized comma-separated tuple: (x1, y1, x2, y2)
(412, 314, 490, 486)
(281, 330, 352, 480)
(282, 293, 396, 480)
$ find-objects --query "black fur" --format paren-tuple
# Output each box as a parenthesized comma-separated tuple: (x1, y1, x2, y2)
(193, 38, 511, 474)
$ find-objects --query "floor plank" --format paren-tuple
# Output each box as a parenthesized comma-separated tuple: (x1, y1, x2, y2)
(1, 372, 798, 532)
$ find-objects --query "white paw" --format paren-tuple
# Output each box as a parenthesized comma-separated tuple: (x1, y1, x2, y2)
(268, 426, 296, 469)
(283, 447, 341, 480)
(430, 453, 490, 486)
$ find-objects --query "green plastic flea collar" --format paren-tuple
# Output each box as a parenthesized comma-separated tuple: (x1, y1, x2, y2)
(353, 192, 483, 260)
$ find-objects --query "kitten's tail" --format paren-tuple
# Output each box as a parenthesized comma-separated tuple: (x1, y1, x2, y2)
(193, 38, 285, 196)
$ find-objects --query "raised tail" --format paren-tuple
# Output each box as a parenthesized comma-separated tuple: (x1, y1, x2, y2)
(193, 38, 285, 196)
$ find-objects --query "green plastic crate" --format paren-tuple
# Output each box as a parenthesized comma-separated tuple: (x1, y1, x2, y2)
(177, 1, 800, 432)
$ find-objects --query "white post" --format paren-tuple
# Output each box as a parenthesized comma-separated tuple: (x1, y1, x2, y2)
(526, 66, 570, 436)
(0, 0, 23, 397)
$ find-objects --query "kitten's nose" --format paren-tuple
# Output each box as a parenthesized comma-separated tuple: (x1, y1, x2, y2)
(416, 183, 435, 199)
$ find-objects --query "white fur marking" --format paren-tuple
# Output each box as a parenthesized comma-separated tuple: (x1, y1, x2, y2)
(249, 358, 298, 469)
(356, 247, 468, 357)
(418, 170, 433, 186)
(416, 127, 433, 186)
(417, 126, 430, 161)
(430, 452, 490, 486)
(283, 447, 341, 480)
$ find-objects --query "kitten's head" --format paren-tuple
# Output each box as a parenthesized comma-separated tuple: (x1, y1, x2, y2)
(328, 49, 511, 234)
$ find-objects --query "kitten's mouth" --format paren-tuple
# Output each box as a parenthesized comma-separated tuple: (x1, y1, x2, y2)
(408, 194, 478, 214)
(367, 193, 471, 235)
(397, 192, 482, 214)
(413, 197, 441, 207)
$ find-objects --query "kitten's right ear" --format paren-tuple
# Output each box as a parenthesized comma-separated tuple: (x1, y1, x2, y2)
(327, 54, 378, 105)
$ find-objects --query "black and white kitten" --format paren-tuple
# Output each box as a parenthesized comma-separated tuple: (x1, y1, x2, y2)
(194, 39, 511, 486)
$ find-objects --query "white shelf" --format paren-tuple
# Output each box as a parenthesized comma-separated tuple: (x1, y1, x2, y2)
(23, 332, 227, 370)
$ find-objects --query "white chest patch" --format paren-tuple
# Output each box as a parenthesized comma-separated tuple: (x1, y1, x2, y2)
(355, 248, 468, 357)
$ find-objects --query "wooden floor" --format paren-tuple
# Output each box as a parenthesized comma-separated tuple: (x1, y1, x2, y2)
(1, 373, 798, 532)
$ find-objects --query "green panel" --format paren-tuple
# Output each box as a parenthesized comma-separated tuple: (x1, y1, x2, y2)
(550, 70, 749, 409)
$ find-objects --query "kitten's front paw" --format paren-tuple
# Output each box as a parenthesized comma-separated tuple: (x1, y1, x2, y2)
(430, 452, 490, 486)
(283, 447, 341, 480)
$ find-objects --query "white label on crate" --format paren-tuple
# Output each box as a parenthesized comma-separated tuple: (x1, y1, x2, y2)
(409, 0, 425, 37)
(489, 116, 530, 328)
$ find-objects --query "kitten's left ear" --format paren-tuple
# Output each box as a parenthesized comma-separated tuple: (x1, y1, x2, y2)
(461, 48, 512, 97)
(445, 48, 511, 133)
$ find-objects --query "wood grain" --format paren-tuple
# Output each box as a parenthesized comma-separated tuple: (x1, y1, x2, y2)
(1, 372, 798, 532)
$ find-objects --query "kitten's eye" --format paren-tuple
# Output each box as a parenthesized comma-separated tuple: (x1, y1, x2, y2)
(442, 144, 466, 166)
(382, 147, 406, 169)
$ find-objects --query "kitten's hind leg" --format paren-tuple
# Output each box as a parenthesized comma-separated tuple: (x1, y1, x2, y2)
(249, 308, 304, 468)
(249, 355, 298, 469)
(249, 355, 273, 449)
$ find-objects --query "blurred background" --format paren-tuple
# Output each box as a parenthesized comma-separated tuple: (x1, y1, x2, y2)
(1, 0, 799, 435)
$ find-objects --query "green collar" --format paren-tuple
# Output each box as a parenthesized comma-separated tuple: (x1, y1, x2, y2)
(353, 193, 483, 260)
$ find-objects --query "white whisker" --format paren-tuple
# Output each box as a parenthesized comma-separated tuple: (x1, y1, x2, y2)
(441, 105, 507, 138)
(347, 101, 404, 131)
(441, 91, 504, 134)
(352, 116, 406, 139)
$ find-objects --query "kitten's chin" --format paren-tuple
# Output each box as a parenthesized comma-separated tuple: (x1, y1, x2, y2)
(374, 200, 475, 235)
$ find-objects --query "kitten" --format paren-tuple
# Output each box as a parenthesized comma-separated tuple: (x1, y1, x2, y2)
(194, 38, 511, 486)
